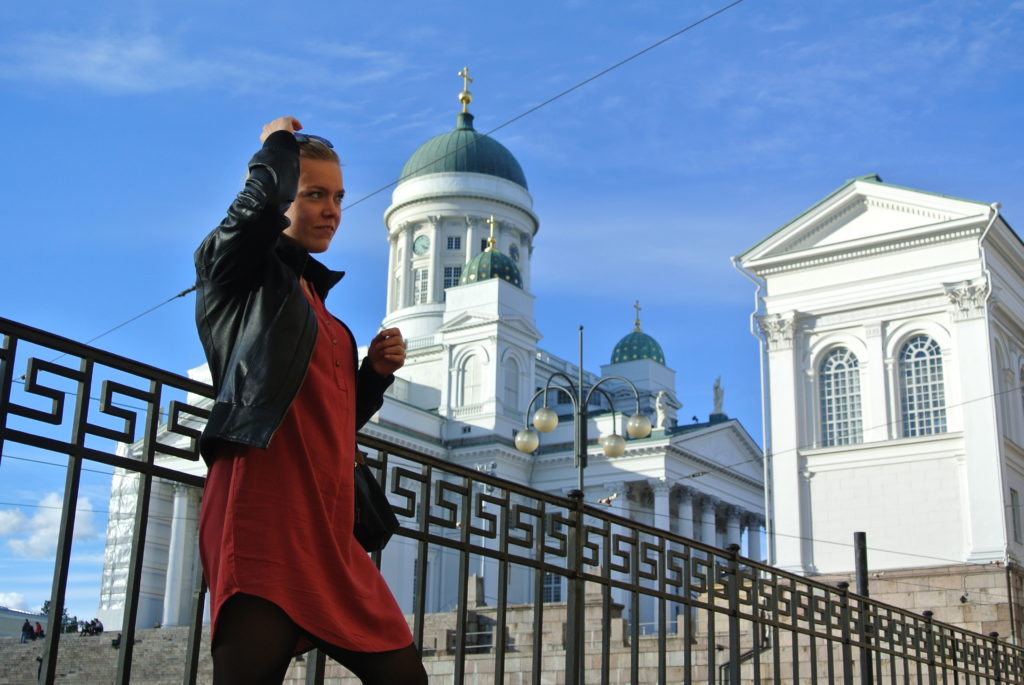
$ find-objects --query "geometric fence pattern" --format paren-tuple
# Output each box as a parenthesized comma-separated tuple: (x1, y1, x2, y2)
(2, 316, 1022, 684)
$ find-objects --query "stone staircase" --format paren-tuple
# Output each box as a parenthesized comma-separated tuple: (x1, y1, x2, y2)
(0, 627, 214, 685)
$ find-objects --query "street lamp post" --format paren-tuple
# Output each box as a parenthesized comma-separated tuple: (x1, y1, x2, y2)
(513, 326, 652, 684)
(514, 326, 652, 494)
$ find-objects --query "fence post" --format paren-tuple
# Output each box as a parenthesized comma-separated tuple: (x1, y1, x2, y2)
(837, 582, 854, 682)
(923, 610, 937, 682)
(565, 490, 585, 685)
(304, 650, 326, 685)
(726, 543, 742, 685)
(854, 532, 874, 685)
(990, 631, 1002, 684)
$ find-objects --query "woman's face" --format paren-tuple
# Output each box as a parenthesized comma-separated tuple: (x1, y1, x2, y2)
(283, 158, 344, 253)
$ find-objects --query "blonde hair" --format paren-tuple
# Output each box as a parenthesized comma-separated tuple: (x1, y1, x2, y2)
(298, 138, 340, 165)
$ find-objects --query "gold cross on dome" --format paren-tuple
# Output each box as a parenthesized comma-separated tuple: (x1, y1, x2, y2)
(634, 300, 642, 331)
(486, 215, 497, 251)
(458, 67, 474, 113)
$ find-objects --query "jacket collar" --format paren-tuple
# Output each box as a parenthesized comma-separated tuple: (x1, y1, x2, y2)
(275, 238, 345, 300)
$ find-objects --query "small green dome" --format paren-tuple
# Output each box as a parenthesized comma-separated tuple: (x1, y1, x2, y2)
(399, 112, 528, 189)
(460, 248, 523, 288)
(611, 330, 665, 365)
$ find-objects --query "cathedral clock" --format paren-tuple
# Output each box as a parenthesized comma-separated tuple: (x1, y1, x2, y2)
(413, 235, 430, 256)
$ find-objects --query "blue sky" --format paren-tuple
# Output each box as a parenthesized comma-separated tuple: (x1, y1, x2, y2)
(0, 0, 1021, 621)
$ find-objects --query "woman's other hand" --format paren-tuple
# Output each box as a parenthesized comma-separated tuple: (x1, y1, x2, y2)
(261, 117, 303, 143)
(369, 328, 407, 376)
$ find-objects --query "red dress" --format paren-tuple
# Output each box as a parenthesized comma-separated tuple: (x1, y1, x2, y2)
(199, 284, 412, 654)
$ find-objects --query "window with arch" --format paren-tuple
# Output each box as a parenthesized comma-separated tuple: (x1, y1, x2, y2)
(459, 355, 482, 407)
(899, 335, 947, 437)
(413, 268, 429, 304)
(504, 357, 520, 410)
(819, 347, 862, 446)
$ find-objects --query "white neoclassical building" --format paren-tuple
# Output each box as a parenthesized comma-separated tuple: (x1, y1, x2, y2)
(97, 87, 764, 632)
(738, 175, 1023, 637)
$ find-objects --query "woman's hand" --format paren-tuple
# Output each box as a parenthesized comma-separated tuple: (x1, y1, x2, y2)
(260, 116, 302, 143)
(368, 328, 407, 376)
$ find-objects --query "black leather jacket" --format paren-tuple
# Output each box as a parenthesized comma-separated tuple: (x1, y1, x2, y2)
(193, 130, 392, 464)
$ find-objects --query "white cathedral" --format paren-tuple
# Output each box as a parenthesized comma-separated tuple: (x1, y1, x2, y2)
(738, 175, 1023, 638)
(96, 86, 765, 631)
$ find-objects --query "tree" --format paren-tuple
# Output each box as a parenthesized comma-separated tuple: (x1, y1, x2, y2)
(39, 600, 75, 633)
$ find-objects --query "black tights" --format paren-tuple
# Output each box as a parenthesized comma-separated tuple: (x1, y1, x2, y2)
(212, 594, 427, 685)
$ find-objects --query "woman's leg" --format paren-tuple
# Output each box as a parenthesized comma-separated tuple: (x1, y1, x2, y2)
(313, 640, 428, 685)
(212, 594, 300, 685)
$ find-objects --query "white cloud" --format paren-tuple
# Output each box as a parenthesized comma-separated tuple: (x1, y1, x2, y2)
(4, 493, 98, 560)
(0, 508, 27, 536)
(0, 31, 408, 96)
(0, 591, 28, 610)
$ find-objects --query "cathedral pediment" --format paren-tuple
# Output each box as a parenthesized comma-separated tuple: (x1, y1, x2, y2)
(439, 312, 541, 340)
(440, 312, 497, 331)
(740, 175, 991, 271)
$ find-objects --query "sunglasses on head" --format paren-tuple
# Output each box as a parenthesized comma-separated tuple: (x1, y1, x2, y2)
(293, 133, 334, 148)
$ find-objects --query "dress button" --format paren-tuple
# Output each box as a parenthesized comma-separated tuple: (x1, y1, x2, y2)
(335, 360, 341, 367)
(332, 339, 338, 344)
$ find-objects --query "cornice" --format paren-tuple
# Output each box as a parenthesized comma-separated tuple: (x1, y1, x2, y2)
(753, 224, 982, 276)
(663, 444, 763, 490)
(361, 421, 447, 458)
(385, 193, 540, 233)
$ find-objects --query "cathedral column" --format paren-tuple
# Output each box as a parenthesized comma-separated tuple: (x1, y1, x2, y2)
(465, 215, 479, 262)
(651, 478, 671, 535)
(162, 483, 190, 627)
(746, 514, 763, 563)
(677, 486, 695, 540)
(401, 226, 413, 308)
(759, 311, 809, 572)
(385, 233, 397, 314)
(698, 495, 718, 549)
(725, 506, 742, 549)
(947, 281, 1006, 563)
(650, 479, 672, 635)
(863, 321, 888, 442)
(601, 481, 629, 613)
(427, 215, 442, 302)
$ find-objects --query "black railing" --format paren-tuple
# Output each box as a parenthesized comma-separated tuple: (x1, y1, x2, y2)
(3, 315, 1024, 684)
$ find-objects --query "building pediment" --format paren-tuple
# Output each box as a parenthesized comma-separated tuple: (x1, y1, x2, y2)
(440, 311, 497, 332)
(740, 176, 991, 273)
(440, 312, 541, 340)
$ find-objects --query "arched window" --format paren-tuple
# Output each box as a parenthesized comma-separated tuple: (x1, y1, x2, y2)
(819, 347, 862, 446)
(413, 268, 429, 304)
(899, 335, 947, 437)
(504, 357, 520, 410)
(460, 355, 481, 406)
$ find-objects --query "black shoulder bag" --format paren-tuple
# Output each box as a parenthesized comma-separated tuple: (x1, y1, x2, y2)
(353, 454, 400, 552)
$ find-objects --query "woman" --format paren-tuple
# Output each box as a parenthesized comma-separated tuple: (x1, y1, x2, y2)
(194, 117, 427, 684)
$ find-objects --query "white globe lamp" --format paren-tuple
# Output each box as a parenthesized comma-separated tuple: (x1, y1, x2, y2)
(515, 429, 540, 453)
(532, 406, 559, 433)
(600, 433, 626, 457)
(626, 414, 652, 439)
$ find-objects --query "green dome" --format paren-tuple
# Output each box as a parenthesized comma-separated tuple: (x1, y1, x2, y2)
(399, 112, 528, 189)
(460, 248, 523, 288)
(611, 330, 665, 365)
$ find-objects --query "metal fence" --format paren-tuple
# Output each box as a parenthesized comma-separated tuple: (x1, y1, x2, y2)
(3, 315, 1024, 684)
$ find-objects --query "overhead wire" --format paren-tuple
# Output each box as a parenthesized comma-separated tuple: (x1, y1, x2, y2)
(4, 0, 1016, 585)
(40, 0, 746, 350)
